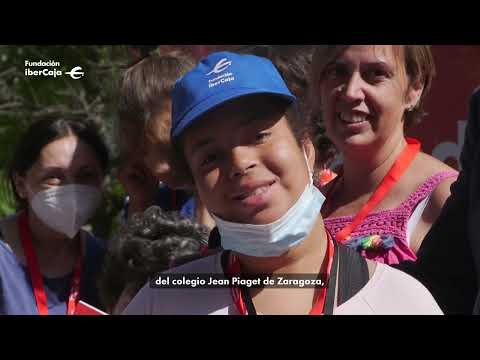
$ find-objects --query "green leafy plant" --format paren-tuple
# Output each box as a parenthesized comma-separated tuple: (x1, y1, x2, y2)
(0, 45, 131, 241)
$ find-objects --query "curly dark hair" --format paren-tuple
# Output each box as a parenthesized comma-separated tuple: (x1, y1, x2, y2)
(98, 206, 208, 311)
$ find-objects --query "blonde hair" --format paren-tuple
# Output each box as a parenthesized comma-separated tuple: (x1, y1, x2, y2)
(118, 52, 196, 143)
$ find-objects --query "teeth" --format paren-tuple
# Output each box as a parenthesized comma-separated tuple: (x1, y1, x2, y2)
(251, 186, 268, 196)
(239, 185, 269, 199)
(339, 112, 367, 124)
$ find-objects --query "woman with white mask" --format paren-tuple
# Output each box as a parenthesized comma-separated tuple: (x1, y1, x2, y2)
(123, 52, 443, 315)
(0, 117, 109, 315)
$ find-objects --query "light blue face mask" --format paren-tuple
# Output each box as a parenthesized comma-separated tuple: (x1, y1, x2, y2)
(211, 150, 326, 257)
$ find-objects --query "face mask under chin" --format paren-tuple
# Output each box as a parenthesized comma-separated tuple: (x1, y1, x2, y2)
(212, 148, 325, 257)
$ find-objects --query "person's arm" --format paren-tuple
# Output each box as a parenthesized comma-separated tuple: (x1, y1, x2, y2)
(396, 88, 480, 314)
(409, 175, 457, 254)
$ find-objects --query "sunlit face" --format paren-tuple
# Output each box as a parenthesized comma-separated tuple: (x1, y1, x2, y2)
(182, 96, 314, 225)
(318, 45, 422, 154)
(14, 134, 104, 203)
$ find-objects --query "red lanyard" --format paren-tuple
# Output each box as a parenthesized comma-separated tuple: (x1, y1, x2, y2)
(331, 138, 420, 243)
(18, 212, 83, 315)
(225, 232, 335, 315)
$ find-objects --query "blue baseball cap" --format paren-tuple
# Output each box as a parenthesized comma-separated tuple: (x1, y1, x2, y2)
(171, 51, 296, 140)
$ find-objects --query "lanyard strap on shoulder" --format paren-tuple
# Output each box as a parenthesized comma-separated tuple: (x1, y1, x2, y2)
(335, 138, 421, 242)
(323, 240, 339, 315)
(18, 212, 83, 315)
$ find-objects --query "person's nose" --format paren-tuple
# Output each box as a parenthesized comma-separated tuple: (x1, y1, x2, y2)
(340, 72, 366, 104)
(228, 146, 257, 180)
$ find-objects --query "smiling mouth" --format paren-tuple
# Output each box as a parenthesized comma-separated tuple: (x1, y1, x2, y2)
(337, 111, 370, 124)
(232, 181, 276, 201)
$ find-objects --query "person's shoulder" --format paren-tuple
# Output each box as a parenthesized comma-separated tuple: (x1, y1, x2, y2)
(471, 86, 480, 105)
(336, 261, 442, 315)
(0, 236, 14, 264)
(0, 216, 24, 279)
(123, 252, 230, 315)
(415, 153, 458, 206)
(410, 153, 458, 203)
(414, 152, 457, 175)
(81, 231, 107, 275)
(166, 251, 222, 275)
(0, 214, 21, 256)
(83, 231, 106, 254)
(363, 263, 443, 314)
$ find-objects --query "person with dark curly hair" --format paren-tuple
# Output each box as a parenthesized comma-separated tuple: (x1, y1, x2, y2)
(99, 206, 208, 314)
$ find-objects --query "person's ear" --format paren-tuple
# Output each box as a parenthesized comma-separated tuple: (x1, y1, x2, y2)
(12, 173, 28, 200)
(302, 137, 316, 172)
(405, 78, 424, 111)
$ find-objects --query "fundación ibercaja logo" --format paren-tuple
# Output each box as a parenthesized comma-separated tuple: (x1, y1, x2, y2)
(24, 60, 85, 80)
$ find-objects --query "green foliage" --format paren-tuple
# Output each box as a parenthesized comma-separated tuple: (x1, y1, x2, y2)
(0, 45, 131, 241)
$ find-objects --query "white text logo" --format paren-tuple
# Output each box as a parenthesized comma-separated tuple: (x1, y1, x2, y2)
(65, 66, 84, 79)
(24, 59, 62, 78)
(206, 58, 232, 76)
(24, 60, 85, 80)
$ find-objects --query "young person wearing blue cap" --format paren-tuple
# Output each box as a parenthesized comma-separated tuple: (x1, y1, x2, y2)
(123, 52, 442, 315)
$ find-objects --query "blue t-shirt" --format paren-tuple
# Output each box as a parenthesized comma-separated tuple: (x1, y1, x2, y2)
(180, 197, 196, 219)
(155, 185, 195, 218)
(0, 231, 105, 315)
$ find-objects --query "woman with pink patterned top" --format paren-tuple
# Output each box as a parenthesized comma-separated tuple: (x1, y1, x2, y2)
(311, 45, 458, 265)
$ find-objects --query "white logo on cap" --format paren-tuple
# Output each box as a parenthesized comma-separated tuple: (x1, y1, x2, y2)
(206, 58, 232, 76)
